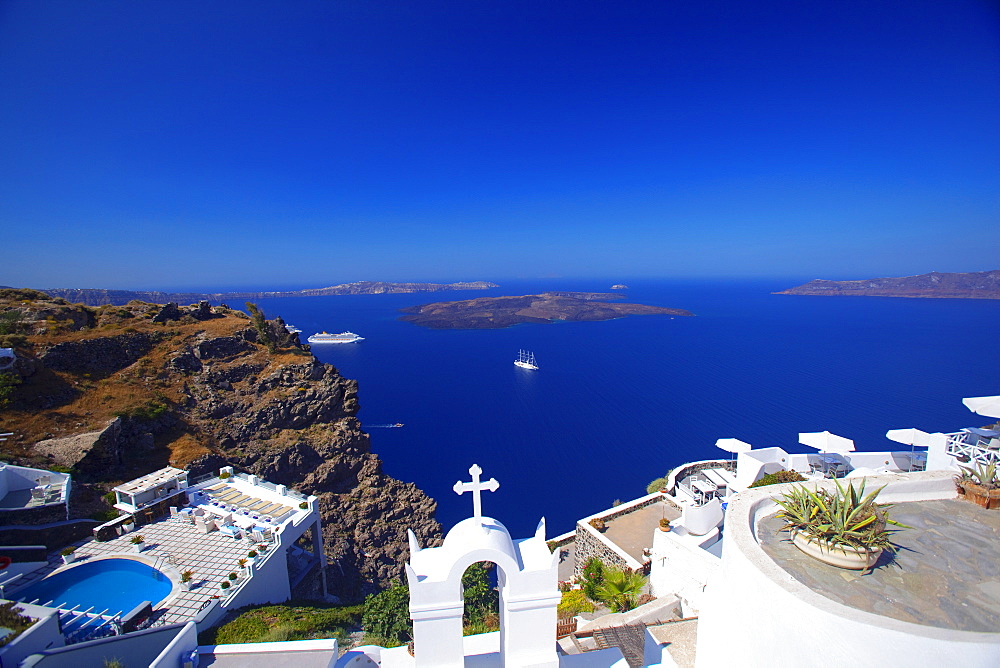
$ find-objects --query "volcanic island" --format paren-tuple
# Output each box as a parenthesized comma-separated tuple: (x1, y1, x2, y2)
(398, 291, 693, 329)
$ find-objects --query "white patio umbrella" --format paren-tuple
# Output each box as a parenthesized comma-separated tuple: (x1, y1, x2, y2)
(885, 428, 933, 448)
(962, 395, 1000, 420)
(715, 438, 753, 454)
(715, 437, 753, 463)
(798, 430, 855, 454)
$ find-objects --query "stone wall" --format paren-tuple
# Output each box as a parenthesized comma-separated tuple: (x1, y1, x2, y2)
(572, 492, 679, 579)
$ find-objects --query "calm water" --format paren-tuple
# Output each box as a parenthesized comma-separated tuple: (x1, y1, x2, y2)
(255, 279, 999, 537)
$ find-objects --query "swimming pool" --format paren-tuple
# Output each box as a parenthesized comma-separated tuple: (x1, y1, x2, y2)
(16, 557, 173, 613)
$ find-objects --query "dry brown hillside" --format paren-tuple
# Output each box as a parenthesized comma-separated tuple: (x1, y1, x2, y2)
(0, 288, 441, 600)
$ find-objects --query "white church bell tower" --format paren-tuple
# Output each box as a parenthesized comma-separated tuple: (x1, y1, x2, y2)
(405, 464, 562, 667)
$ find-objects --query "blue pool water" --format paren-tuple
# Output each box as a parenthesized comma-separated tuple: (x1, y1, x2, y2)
(251, 278, 999, 537)
(17, 558, 172, 613)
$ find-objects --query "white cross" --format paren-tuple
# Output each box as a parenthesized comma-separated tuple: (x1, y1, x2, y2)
(453, 464, 499, 521)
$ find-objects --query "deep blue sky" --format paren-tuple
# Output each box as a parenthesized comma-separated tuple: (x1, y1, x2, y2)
(2, 1, 998, 290)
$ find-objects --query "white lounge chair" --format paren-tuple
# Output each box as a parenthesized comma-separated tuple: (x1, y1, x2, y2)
(218, 524, 241, 539)
(195, 516, 217, 534)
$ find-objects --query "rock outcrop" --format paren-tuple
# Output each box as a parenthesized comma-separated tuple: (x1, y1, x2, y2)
(0, 292, 442, 601)
(39, 332, 164, 377)
(400, 292, 694, 329)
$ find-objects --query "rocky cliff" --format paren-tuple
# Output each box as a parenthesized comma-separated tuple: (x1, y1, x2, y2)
(774, 270, 1000, 299)
(0, 289, 441, 600)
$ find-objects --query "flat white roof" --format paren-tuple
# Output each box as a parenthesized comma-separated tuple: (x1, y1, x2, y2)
(114, 466, 187, 496)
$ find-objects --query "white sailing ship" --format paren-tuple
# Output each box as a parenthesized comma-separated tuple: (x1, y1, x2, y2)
(514, 349, 538, 370)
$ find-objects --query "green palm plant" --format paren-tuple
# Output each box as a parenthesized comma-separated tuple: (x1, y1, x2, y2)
(595, 568, 647, 613)
(774, 479, 908, 554)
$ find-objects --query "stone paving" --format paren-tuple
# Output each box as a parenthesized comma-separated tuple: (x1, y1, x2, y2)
(758, 498, 1000, 633)
(11, 515, 272, 624)
(604, 501, 682, 563)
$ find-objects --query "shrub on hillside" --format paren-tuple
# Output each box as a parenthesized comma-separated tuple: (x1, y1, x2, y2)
(748, 470, 806, 488)
(362, 582, 411, 647)
(580, 557, 606, 602)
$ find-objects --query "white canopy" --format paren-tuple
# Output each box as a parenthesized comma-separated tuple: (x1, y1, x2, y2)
(885, 427, 933, 448)
(962, 395, 1000, 419)
(798, 430, 855, 454)
(715, 438, 753, 454)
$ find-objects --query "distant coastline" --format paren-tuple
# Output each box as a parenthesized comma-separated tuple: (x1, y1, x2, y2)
(399, 291, 693, 329)
(26, 281, 499, 307)
(774, 270, 1000, 300)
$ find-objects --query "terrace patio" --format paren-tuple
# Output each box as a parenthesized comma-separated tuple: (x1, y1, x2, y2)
(758, 497, 1000, 633)
(10, 466, 325, 633)
(11, 513, 269, 625)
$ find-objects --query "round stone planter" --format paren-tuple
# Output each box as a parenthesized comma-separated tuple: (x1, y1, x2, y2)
(790, 531, 882, 570)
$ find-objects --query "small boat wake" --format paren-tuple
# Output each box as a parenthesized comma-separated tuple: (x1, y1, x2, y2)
(367, 423, 405, 428)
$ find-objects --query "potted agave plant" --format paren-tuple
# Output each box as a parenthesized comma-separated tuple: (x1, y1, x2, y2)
(775, 479, 907, 571)
(180, 570, 194, 591)
(658, 518, 671, 532)
(130, 534, 145, 553)
(60, 546, 77, 564)
(955, 462, 1000, 509)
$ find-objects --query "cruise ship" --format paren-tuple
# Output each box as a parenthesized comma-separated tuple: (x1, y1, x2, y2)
(306, 331, 365, 344)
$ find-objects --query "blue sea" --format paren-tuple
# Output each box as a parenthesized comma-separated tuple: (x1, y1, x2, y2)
(253, 279, 999, 538)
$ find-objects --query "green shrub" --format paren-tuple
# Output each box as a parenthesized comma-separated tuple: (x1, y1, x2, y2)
(91, 509, 119, 523)
(0, 372, 23, 409)
(462, 562, 498, 626)
(0, 288, 49, 302)
(557, 590, 595, 617)
(646, 477, 669, 494)
(0, 334, 28, 349)
(748, 470, 806, 488)
(200, 602, 363, 645)
(580, 557, 606, 601)
(114, 400, 168, 422)
(463, 612, 500, 636)
(0, 601, 35, 647)
(362, 582, 411, 647)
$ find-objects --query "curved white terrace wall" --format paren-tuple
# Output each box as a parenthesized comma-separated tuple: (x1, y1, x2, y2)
(696, 471, 1000, 667)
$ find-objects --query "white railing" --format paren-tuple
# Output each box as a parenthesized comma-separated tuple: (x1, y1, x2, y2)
(51, 605, 123, 644)
(946, 432, 1000, 467)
